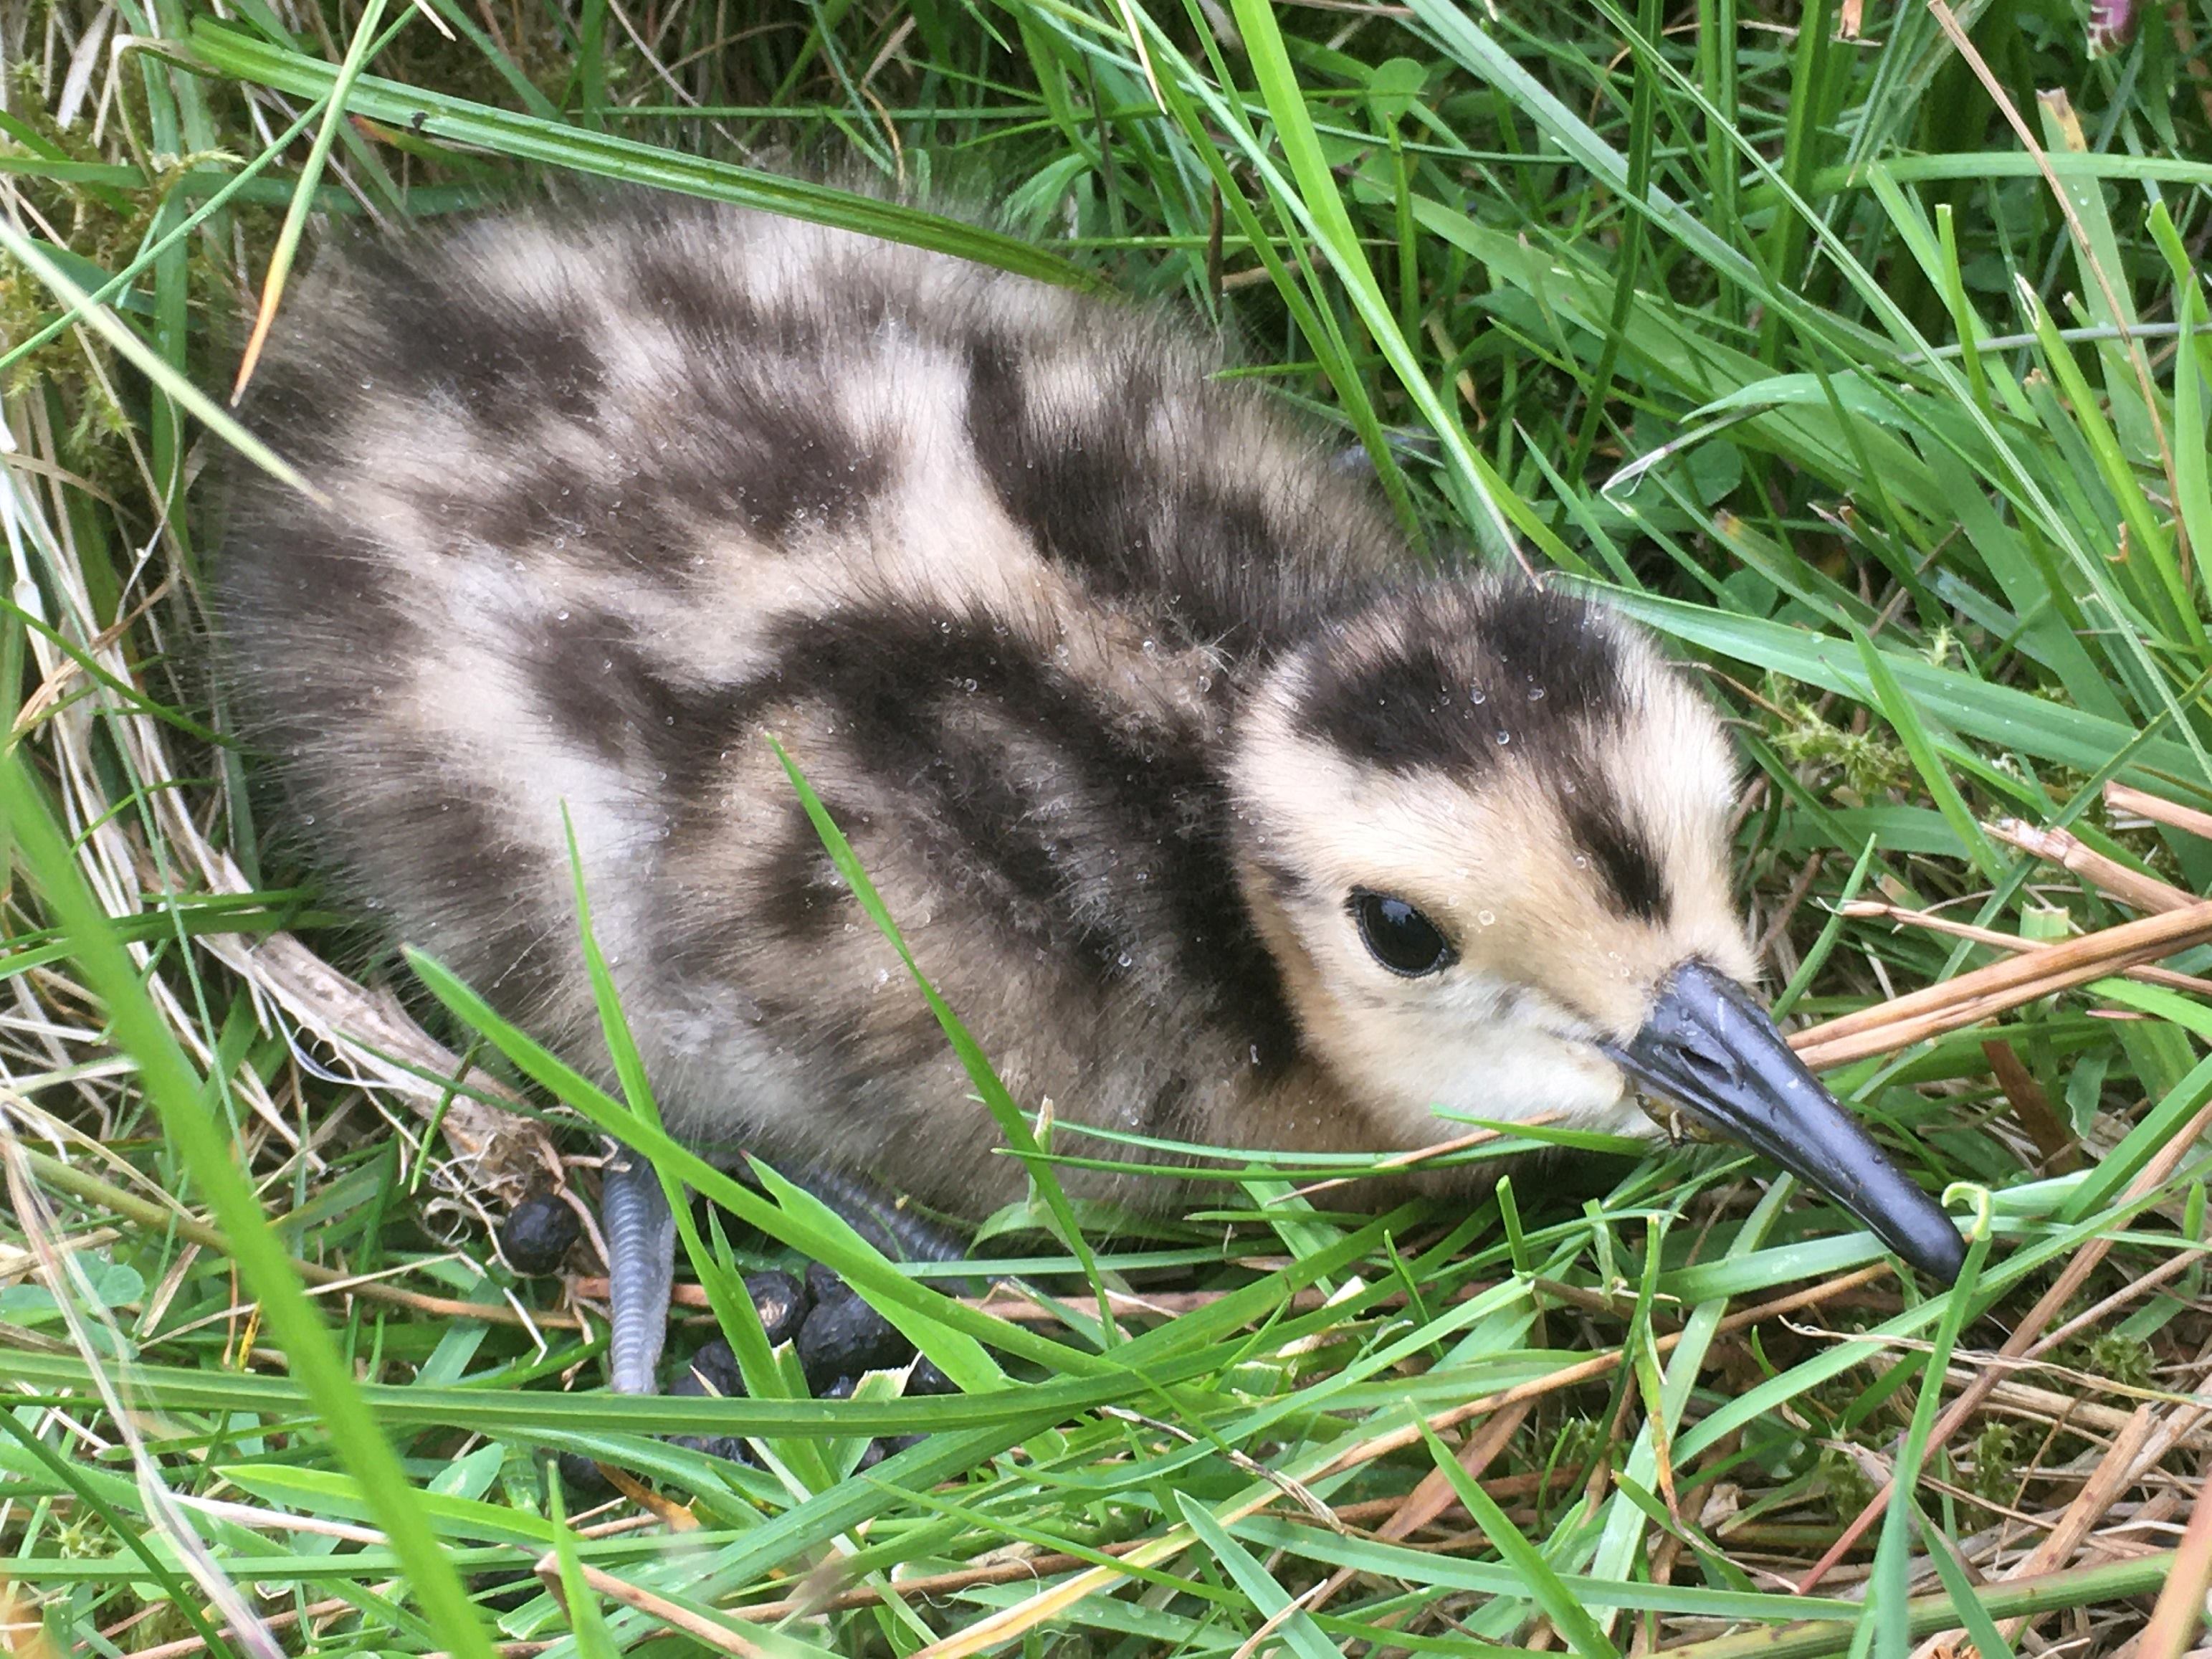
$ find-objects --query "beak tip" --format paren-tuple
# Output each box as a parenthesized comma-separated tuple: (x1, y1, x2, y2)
(1621, 960, 1978, 1288)
(1895, 1214, 1969, 1286)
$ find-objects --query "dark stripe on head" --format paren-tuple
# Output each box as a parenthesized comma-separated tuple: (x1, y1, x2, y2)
(1292, 584, 1628, 779)
(1566, 791, 1671, 923)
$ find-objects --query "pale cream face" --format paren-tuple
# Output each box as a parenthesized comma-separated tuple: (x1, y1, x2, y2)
(1229, 584, 1757, 1151)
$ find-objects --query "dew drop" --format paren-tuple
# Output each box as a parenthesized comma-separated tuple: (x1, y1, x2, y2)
(1117, 952, 1135, 969)
(556, 609, 571, 622)
(1527, 685, 1546, 702)
(1494, 729, 1512, 746)
(1478, 910, 1495, 926)
(1469, 687, 1487, 705)
(1562, 778, 1578, 794)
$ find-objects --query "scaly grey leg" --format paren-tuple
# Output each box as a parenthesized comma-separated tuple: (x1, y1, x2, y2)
(601, 1144, 677, 1394)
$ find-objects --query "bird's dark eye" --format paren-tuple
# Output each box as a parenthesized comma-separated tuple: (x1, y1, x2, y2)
(1350, 890, 1458, 977)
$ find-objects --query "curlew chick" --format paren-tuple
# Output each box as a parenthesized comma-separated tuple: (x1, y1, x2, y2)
(215, 194, 1963, 1394)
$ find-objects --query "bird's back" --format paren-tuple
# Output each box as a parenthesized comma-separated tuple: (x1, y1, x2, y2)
(218, 196, 1410, 1211)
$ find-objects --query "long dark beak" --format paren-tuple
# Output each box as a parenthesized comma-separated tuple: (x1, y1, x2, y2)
(1603, 959, 1966, 1283)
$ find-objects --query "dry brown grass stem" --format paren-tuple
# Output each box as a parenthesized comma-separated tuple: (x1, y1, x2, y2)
(913, 1268, 1892, 1657)
(578, 1265, 1749, 1328)
(1788, 900, 2212, 1070)
(1985, 818, 2200, 914)
(1297, 1398, 1536, 1620)
(1839, 899, 2212, 1000)
(1975, 1393, 2208, 1653)
(534, 1552, 774, 1655)
(16, 1145, 580, 1331)
(2135, 1452, 2212, 1659)
(2107, 782, 2212, 845)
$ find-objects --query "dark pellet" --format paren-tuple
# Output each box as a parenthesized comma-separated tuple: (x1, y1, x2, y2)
(907, 1356, 956, 1396)
(746, 1269, 809, 1344)
(796, 1290, 913, 1390)
(500, 1192, 581, 1275)
(671, 1336, 743, 1399)
(672, 1433, 755, 1465)
(555, 1451, 617, 1506)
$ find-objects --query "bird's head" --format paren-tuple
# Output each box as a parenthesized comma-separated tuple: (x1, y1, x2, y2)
(1229, 579, 1963, 1281)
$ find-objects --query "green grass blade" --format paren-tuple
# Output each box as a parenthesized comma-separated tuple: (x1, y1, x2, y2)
(0, 217, 321, 502)
(1414, 1418, 1624, 1658)
(0, 756, 496, 1658)
(769, 736, 1118, 1348)
(185, 20, 1106, 291)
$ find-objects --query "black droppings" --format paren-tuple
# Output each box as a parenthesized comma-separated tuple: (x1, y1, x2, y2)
(804, 1259, 852, 1310)
(796, 1287, 914, 1390)
(499, 1192, 581, 1275)
(554, 1452, 618, 1506)
(907, 1356, 956, 1396)
(671, 1434, 757, 1465)
(671, 1336, 745, 1398)
(745, 1269, 810, 1346)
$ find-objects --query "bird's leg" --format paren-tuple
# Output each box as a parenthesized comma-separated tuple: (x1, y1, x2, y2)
(599, 1146, 972, 1395)
(601, 1143, 677, 1395)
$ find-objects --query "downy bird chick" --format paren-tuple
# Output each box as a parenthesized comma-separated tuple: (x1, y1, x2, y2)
(216, 194, 1965, 1393)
